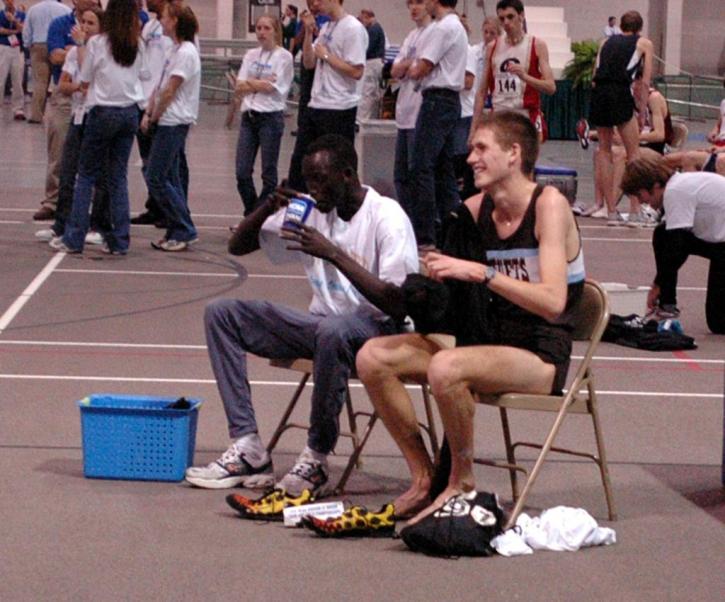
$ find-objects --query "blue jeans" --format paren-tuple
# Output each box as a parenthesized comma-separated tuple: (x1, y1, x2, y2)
(394, 128, 416, 216)
(53, 120, 111, 236)
(63, 105, 138, 252)
(145, 124, 197, 242)
(235, 110, 284, 215)
(411, 89, 461, 246)
(204, 299, 398, 454)
(287, 106, 357, 191)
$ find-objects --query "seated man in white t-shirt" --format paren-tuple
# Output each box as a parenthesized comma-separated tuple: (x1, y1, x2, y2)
(621, 155, 725, 334)
(185, 134, 419, 500)
(287, 0, 368, 190)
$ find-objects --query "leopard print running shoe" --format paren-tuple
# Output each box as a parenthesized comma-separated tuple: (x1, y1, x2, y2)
(301, 503, 396, 538)
(226, 488, 314, 521)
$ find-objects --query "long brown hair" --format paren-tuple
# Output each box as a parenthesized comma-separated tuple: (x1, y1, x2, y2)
(103, 0, 140, 67)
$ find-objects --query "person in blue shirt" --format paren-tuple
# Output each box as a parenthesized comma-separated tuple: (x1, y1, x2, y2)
(0, 0, 26, 119)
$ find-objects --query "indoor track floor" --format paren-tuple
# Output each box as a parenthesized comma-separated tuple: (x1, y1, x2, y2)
(1, 102, 723, 601)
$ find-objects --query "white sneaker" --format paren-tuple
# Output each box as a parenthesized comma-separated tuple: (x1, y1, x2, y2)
(48, 237, 81, 253)
(35, 228, 57, 242)
(276, 446, 331, 497)
(588, 206, 608, 219)
(607, 211, 627, 226)
(185, 437, 274, 490)
(85, 231, 104, 245)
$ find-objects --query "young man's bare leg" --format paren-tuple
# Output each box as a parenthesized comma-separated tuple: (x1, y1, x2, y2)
(356, 333, 443, 516)
(596, 127, 618, 214)
(408, 345, 555, 524)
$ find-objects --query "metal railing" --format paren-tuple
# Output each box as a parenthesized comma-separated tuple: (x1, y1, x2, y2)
(654, 74, 723, 121)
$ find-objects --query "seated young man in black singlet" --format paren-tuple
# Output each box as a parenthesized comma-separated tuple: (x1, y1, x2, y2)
(356, 111, 585, 520)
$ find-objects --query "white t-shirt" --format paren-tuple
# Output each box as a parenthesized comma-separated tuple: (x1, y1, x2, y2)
(394, 24, 430, 130)
(663, 172, 725, 243)
(259, 186, 419, 319)
(237, 45, 294, 113)
(81, 34, 149, 109)
(417, 12, 467, 92)
(61, 46, 85, 125)
(309, 14, 368, 110)
(158, 41, 201, 126)
(141, 17, 173, 105)
(459, 44, 479, 118)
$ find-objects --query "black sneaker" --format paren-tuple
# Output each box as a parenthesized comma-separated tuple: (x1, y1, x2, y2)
(130, 211, 161, 225)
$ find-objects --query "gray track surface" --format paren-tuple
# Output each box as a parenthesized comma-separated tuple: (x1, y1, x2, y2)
(1, 102, 723, 601)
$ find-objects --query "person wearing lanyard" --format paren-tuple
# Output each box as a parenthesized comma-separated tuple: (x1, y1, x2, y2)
(53, 0, 149, 255)
(391, 0, 430, 217)
(130, 0, 173, 227)
(406, 0, 467, 251)
(234, 14, 293, 216)
(141, 1, 200, 252)
(37, 5, 109, 245)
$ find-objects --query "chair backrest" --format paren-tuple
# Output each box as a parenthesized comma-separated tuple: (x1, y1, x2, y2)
(669, 120, 688, 150)
(570, 280, 610, 343)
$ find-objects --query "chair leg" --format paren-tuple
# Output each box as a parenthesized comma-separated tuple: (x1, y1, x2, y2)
(421, 384, 439, 457)
(499, 407, 519, 501)
(504, 402, 572, 530)
(588, 379, 617, 521)
(267, 373, 310, 453)
(334, 412, 378, 494)
(343, 385, 363, 469)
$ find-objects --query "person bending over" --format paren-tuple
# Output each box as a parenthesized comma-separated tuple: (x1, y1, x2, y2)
(621, 155, 725, 334)
(356, 111, 585, 519)
(185, 134, 419, 496)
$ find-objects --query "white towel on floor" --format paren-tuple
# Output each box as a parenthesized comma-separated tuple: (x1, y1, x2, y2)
(492, 506, 617, 557)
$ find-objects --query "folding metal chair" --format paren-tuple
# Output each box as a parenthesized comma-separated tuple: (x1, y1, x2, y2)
(266, 358, 439, 494)
(472, 279, 616, 529)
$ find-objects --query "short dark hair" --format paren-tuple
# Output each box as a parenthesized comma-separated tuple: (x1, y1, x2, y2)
(477, 111, 539, 176)
(439, 0, 458, 9)
(621, 155, 673, 196)
(620, 10, 643, 33)
(496, 0, 524, 14)
(305, 134, 358, 173)
(287, 4, 298, 17)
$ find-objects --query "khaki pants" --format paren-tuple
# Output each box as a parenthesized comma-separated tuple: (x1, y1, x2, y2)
(29, 43, 50, 122)
(0, 45, 24, 113)
(43, 92, 72, 209)
(358, 59, 383, 120)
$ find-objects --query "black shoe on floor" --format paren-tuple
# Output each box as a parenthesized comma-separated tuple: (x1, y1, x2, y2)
(130, 211, 161, 225)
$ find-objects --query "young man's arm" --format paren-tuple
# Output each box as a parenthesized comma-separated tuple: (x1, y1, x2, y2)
(313, 21, 366, 80)
(283, 225, 409, 320)
(423, 188, 571, 321)
(470, 40, 494, 139)
(504, 38, 556, 96)
(302, 12, 317, 70)
(639, 92, 667, 144)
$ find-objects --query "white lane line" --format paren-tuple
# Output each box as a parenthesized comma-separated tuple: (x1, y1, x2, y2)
(0, 340, 722, 365)
(583, 237, 650, 243)
(0, 253, 65, 335)
(54, 268, 307, 279)
(0, 220, 23, 224)
(0, 374, 720, 397)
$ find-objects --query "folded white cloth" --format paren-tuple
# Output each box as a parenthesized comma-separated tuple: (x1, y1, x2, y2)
(492, 506, 617, 557)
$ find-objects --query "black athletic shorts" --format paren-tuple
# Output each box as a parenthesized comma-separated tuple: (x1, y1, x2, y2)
(589, 83, 635, 128)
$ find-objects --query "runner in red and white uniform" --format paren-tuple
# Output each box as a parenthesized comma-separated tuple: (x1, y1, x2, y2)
(471, 0, 555, 142)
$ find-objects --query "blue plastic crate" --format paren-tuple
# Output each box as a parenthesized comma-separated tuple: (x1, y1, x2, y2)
(78, 394, 202, 482)
(534, 165, 578, 205)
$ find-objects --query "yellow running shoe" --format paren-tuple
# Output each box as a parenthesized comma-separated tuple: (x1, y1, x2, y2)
(226, 488, 314, 521)
(301, 503, 396, 538)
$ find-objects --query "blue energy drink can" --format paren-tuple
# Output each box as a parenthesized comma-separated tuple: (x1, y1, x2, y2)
(283, 195, 316, 229)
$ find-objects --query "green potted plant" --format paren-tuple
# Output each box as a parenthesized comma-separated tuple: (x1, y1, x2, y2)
(563, 40, 600, 88)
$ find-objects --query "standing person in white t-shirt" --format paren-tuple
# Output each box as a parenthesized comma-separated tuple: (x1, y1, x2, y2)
(234, 14, 293, 216)
(406, 0, 467, 250)
(131, 0, 174, 227)
(392, 0, 430, 216)
(286, 0, 368, 190)
(54, 0, 149, 255)
(38, 5, 109, 246)
(141, 1, 200, 252)
(621, 155, 725, 334)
